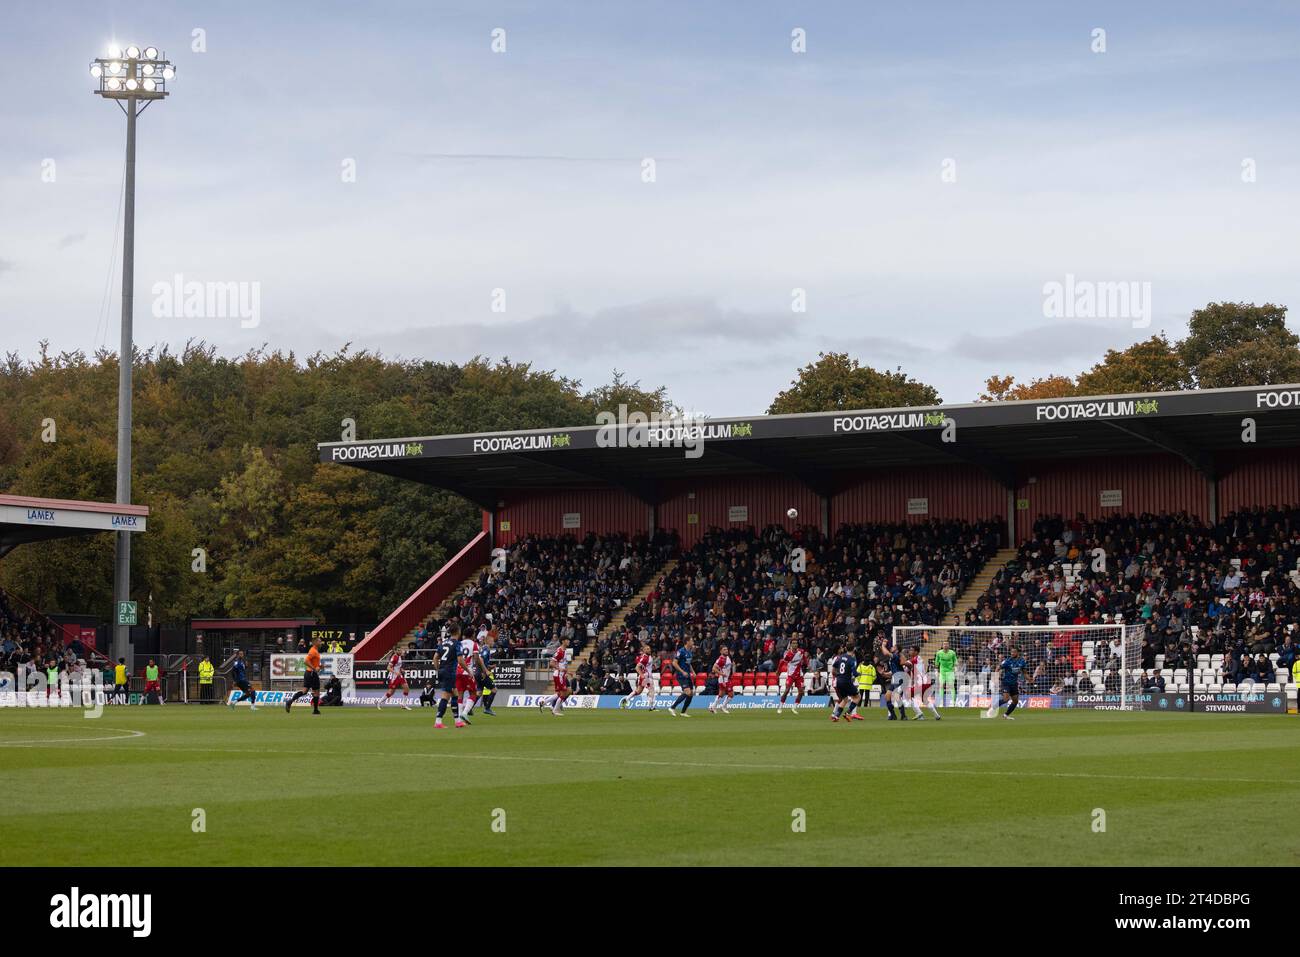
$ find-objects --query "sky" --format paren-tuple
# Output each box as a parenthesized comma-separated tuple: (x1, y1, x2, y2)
(3, 0, 1300, 416)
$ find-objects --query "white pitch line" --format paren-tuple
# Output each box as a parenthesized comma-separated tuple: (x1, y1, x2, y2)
(47, 741, 1297, 787)
(0, 726, 146, 746)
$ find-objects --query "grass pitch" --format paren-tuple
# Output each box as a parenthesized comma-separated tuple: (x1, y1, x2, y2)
(2, 704, 1297, 866)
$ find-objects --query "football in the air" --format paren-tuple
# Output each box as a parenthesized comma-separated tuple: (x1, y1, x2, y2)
(787, 508, 798, 519)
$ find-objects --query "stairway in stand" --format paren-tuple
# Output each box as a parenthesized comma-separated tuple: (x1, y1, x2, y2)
(572, 560, 676, 668)
(920, 547, 1019, 660)
(396, 563, 489, 647)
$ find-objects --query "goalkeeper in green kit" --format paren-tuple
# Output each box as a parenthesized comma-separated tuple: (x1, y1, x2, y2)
(935, 639, 958, 708)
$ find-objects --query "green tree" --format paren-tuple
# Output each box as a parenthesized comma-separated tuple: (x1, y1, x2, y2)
(769, 352, 940, 414)
(1076, 335, 1191, 395)
(1179, 302, 1300, 387)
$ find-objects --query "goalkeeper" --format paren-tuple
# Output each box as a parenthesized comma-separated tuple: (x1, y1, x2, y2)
(934, 639, 958, 707)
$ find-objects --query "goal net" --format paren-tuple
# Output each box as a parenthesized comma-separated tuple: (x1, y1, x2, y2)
(889, 624, 1148, 712)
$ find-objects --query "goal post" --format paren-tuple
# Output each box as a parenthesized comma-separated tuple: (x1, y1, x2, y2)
(889, 624, 1148, 711)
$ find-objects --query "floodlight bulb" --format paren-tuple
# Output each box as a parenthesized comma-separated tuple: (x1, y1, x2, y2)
(126, 45, 140, 58)
(109, 61, 122, 74)
(106, 78, 121, 90)
(142, 78, 156, 91)
(125, 78, 138, 91)
(161, 66, 175, 79)
(144, 47, 158, 59)
(90, 64, 102, 77)
(142, 63, 154, 75)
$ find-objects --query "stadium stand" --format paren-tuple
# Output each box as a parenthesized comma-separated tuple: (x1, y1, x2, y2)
(0, 587, 100, 691)
(967, 508, 1300, 693)
(596, 519, 1004, 692)
(419, 530, 677, 662)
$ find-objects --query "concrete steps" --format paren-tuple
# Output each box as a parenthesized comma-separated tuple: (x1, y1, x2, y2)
(572, 560, 676, 668)
(919, 547, 1018, 659)
(398, 562, 489, 648)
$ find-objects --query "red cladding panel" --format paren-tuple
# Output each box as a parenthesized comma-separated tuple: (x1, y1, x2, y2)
(831, 466, 1005, 527)
(1217, 448, 1300, 515)
(495, 489, 649, 546)
(657, 476, 821, 548)
(1014, 454, 1208, 544)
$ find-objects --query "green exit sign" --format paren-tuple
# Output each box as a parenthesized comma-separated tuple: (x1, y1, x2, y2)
(117, 601, 137, 625)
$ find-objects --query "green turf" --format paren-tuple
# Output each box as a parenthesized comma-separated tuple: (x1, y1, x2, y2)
(1, 704, 1297, 866)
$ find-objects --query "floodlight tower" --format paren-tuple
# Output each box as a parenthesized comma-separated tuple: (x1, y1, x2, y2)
(90, 45, 175, 660)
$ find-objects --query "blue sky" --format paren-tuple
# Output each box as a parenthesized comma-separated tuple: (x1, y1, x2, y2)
(3, 1, 1300, 414)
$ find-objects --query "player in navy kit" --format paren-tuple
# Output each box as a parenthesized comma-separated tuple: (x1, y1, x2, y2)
(986, 644, 1028, 719)
(882, 637, 908, 720)
(226, 649, 257, 711)
(434, 624, 467, 730)
(829, 644, 862, 722)
(667, 637, 696, 716)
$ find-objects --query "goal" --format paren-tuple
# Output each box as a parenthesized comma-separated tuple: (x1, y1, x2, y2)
(890, 624, 1148, 711)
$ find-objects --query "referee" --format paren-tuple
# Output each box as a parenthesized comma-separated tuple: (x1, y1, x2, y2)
(286, 637, 323, 715)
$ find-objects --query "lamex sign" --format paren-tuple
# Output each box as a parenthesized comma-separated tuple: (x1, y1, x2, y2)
(0, 505, 147, 533)
(328, 442, 424, 462)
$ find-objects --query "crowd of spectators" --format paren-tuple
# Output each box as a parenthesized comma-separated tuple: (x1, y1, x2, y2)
(0, 589, 91, 690)
(589, 519, 1003, 680)
(965, 508, 1300, 683)
(410, 531, 677, 661)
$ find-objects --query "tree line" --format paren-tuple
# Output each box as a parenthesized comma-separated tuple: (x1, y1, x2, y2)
(1, 301, 1296, 625)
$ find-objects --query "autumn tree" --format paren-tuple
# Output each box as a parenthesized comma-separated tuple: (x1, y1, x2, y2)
(977, 375, 1076, 402)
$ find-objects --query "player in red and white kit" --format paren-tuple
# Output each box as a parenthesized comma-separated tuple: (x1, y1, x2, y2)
(619, 642, 657, 711)
(457, 634, 485, 719)
(538, 637, 573, 716)
(377, 645, 413, 710)
(777, 636, 808, 714)
(708, 644, 736, 714)
(905, 648, 941, 720)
